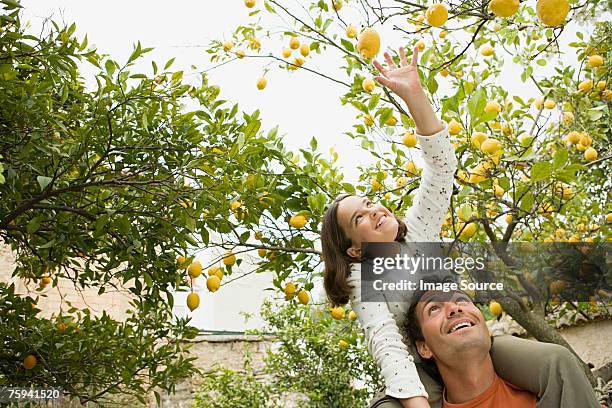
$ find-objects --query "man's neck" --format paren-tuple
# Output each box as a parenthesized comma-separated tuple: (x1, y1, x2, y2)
(438, 351, 496, 404)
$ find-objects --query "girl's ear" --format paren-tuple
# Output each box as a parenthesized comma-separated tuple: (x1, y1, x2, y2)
(416, 339, 433, 360)
(346, 246, 361, 260)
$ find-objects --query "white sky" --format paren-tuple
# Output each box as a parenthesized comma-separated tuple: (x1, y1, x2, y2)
(20, 1, 596, 331)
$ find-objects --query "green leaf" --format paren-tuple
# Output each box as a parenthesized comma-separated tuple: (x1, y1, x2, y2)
(519, 192, 534, 213)
(467, 87, 486, 123)
(552, 149, 568, 170)
(37, 176, 53, 191)
(531, 162, 551, 181)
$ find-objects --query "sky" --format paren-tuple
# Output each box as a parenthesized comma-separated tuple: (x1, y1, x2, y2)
(19, 0, 595, 331)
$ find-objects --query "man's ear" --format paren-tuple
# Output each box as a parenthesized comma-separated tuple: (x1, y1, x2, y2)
(416, 339, 433, 360)
(346, 245, 361, 259)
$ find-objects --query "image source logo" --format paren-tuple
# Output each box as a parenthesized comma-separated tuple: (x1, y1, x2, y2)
(359, 241, 611, 304)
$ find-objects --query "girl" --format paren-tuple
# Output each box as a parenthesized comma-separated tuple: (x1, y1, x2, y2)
(321, 46, 599, 408)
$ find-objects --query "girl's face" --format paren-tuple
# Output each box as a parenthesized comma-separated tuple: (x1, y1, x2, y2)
(336, 195, 398, 259)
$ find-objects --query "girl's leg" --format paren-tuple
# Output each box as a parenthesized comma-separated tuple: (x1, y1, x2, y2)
(490, 335, 600, 408)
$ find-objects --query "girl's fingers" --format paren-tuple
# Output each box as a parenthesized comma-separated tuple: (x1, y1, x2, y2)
(383, 52, 397, 69)
(399, 47, 408, 67)
(374, 75, 392, 88)
(372, 60, 389, 77)
(410, 46, 419, 67)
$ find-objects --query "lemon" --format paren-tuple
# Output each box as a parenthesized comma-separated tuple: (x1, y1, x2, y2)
(439, 30, 447, 39)
(293, 56, 305, 66)
(339, 339, 349, 349)
(332, 0, 343, 11)
(484, 101, 501, 114)
(223, 41, 234, 52)
(426, 3, 448, 27)
(440, 68, 449, 77)
(41, 274, 52, 285)
(544, 100, 556, 109)
(290, 214, 308, 229)
(416, 40, 426, 51)
(188, 261, 202, 278)
(364, 114, 375, 127)
(533, 97, 544, 110)
(362, 78, 376, 93)
(187, 292, 200, 311)
(405, 161, 419, 175)
(236, 50, 245, 59)
(300, 43, 310, 57)
(208, 266, 222, 277)
(385, 116, 398, 126)
(396, 177, 409, 188)
(457, 170, 470, 183)
(606, 213, 612, 223)
(258, 248, 267, 257)
(371, 177, 381, 191)
(331, 306, 345, 319)
(230, 201, 242, 211)
(588, 55, 604, 68)
(489, 300, 502, 316)
(536, 0, 570, 26)
(223, 251, 236, 266)
(480, 44, 494, 57)
(489, 0, 519, 17)
(459, 222, 477, 240)
(493, 185, 505, 197)
(562, 112, 574, 124)
(584, 147, 598, 161)
(504, 214, 513, 223)
(448, 119, 462, 135)
(402, 132, 417, 148)
(282, 48, 292, 58)
(248, 37, 261, 51)
(177, 255, 190, 269)
(596, 80, 606, 91)
(471, 132, 488, 148)
(357, 28, 380, 58)
(284, 282, 296, 299)
(480, 138, 501, 154)
(579, 133, 592, 146)
(297, 290, 309, 305)
(289, 36, 300, 50)
(23, 355, 37, 370)
(245, 0, 256, 8)
(348, 310, 358, 321)
(346, 25, 357, 38)
(207, 275, 221, 292)
(256, 77, 267, 90)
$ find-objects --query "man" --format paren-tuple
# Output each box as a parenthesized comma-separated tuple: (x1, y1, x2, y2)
(403, 287, 600, 408)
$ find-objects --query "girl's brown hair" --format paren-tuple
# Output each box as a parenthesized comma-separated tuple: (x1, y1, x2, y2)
(321, 194, 407, 306)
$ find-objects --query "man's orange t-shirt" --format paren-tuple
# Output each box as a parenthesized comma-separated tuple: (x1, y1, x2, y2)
(442, 374, 536, 408)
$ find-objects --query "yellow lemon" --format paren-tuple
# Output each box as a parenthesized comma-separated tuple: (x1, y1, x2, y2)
(300, 43, 310, 57)
(579, 133, 592, 146)
(289, 36, 300, 50)
(223, 251, 236, 266)
(566, 131, 581, 144)
(290, 214, 308, 229)
(440, 68, 449, 77)
(364, 114, 375, 126)
(297, 290, 309, 305)
(332, 0, 343, 11)
(236, 49, 246, 59)
(493, 184, 505, 197)
(402, 132, 417, 148)
(480, 138, 502, 154)
(357, 28, 380, 59)
(282, 47, 292, 58)
(396, 177, 409, 188)
(23, 355, 37, 370)
(587, 54, 603, 68)
(505, 214, 513, 223)
(245, 0, 256, 8)
(230, 201, 242, 211)
(536, 0, 570, 26)
(362, 78, 376, 92)
(439, 30, 447, 39)
(471, 132, 488, 148)
(489, 300, 502, 316)
(480, 44, 494, 57)
(448, 119, 462, 135)
(371, 177, 381, 191)
(416, 40, 426, 51)
(177, 255, 190, 269)
(405, 161, 419, 175)
(426, 3, 448, 27)
(187, 292, 200, 311)
(339, 339, 349, 349)
(459, 222, 477, 240)
(293, 56, 305, 66)
(256, 77, 267, 90)
(596, 80, 606, 91)
(348, 310, 358, 320)
(385, 116, 398, 126)
(578, 79, 593, 92)
(489, 0, 519, 17)
(484, 101, 501, 114)
(533, 97, 544, 110)
(258, 248, 267, 257)
(331, 306, 345, 320)
(543, 100, 556, 109)
(284, 282, 296, 299)
(606, 213, 612, 223)
(188, 261, 202, 278)
(457, 170, 470, 183)
(223, 41, 234, 52)
(207, 275, 221, 292)
(562, 111, 574, 124)
(346, 25, 357, 38)
(584, 147, 597, 161)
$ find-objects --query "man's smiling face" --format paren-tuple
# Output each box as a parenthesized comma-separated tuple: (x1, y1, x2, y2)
(414, 290, 491, 364)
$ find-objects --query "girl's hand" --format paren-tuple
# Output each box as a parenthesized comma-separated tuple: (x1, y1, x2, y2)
(373, 46, 423, 104)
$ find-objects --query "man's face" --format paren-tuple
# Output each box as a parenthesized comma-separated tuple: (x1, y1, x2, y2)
(336, 195, 399, 259)
(414, 290, 491, 365)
